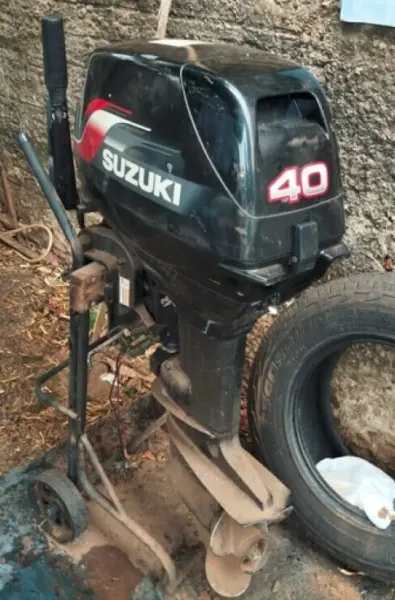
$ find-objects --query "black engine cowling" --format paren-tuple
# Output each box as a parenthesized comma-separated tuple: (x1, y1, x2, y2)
(74, 40, 348, 330)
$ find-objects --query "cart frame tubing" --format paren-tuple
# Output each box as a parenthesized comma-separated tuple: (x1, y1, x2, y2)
(17, 132, 177, 588)
(68, 309, 89, 483)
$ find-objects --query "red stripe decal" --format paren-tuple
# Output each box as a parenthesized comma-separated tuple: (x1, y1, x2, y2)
(74, 99, 132, 162)
(84, 98, 132, 119)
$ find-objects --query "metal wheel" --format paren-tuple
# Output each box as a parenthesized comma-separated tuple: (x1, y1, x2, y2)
(29, 468, 88, 543)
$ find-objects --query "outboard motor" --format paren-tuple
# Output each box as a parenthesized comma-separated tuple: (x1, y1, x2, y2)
(18, 16, 348, 598)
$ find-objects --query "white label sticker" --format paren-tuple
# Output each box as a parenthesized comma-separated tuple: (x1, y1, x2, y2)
(119, 276, 130, 307)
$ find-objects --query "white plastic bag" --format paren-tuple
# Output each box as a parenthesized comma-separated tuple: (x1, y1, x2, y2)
(316, 456, 395, 530)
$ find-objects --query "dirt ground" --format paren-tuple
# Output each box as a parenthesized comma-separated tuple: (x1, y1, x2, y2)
(2, 241, 395, 600)
(1, 234, 395, 477)
(0, 246, 70, 474)
(0, 244, 156, 475)
(0, 238, 276, 476)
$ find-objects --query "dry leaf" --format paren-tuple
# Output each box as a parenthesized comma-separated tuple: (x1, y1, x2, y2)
(37, 266, 52, 274)
(384, 255, 393, 272)
(141, 450, 156, 461)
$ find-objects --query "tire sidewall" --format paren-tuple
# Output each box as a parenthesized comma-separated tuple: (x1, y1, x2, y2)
(249, 299, 395, 576)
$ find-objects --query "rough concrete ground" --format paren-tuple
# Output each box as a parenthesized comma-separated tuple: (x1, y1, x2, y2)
(0, 463, 161, 600)
(2, 431, 395, 600)
(62, 449, 395, 600)
(0, 466, 96, 600)
(1, 246, 395, 599)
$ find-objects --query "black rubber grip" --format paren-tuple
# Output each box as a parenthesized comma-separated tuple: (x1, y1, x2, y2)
(42, 15, 68, 91)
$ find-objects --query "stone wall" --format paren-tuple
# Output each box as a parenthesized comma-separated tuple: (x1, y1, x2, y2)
(0, 0, 394, 271)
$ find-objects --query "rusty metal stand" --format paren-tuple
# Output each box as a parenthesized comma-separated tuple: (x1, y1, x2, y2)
(35, 261, 177, 590)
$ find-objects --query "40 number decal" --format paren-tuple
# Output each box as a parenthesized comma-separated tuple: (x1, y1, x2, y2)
(267, 162, 329, 205)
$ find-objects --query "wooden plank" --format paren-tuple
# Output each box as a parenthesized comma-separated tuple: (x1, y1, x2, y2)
(70, 262, 107, 313)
